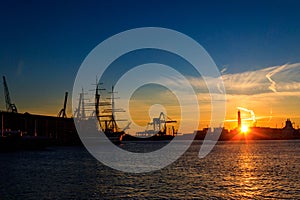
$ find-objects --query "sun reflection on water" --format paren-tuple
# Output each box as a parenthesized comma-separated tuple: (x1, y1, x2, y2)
(233, 144, 261, 198)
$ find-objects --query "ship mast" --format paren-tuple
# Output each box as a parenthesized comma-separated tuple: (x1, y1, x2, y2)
(107, 86, 119, 132)
(94, 80, 106, 130)
(94, 82, 127, 135)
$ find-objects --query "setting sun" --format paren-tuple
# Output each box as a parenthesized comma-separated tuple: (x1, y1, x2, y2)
(241, 125, 249, 134)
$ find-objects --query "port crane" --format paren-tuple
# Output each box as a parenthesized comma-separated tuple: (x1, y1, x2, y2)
(58, 92, 68, 118)
(2, 76, 18, 113)
(147, 112, 177, 136)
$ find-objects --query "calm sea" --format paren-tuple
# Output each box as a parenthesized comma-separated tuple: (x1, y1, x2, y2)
(1, 140, 300, 199)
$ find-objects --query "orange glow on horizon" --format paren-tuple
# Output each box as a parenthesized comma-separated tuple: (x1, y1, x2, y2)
(241, 125, 249, 134)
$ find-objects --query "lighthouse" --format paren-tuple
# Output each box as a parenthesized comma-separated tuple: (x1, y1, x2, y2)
(238, 110, 241, 130)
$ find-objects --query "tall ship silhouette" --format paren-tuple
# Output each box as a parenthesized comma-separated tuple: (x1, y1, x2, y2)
(94, 84, 126, 144)
(89, 81, 177, 143)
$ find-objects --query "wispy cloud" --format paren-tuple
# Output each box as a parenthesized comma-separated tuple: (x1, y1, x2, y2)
(222, 63, 300, 95)
(187, 62, 300, 127)
(266, 64, 287, 93)
(114, 62, 300, 130)
(220, 67, 227, 74)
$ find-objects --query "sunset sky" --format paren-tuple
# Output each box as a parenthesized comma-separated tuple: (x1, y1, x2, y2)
(1, 0, 300, 132)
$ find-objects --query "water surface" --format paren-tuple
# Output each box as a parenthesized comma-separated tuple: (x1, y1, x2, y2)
(0, 140, 300, 199)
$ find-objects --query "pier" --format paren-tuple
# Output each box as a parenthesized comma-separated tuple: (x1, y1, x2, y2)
(0, 111, 80, 146)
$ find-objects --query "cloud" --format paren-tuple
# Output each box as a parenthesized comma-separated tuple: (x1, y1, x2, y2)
(221, 67, 227, 74)
(207, 62, 300, 96)
(90, 62, 300, 130)
(186, 62, 300, 127)
(265, 64, 287, 93)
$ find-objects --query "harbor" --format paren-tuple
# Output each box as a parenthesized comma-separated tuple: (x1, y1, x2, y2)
(1, 1, 300, 199)
(1, 74, 300, 152)
(0, 76, 80, 150)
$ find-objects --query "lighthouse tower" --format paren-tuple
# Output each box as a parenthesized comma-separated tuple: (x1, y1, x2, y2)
(238, 110, 241, 130)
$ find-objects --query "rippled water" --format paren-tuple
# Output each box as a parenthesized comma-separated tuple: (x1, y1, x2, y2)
(1, 140, 300, 199)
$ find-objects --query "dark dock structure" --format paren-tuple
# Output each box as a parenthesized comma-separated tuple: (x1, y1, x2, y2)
(1, 111, 80, 146)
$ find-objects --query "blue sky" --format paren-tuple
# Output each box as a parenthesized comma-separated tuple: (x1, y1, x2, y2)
(1, 0, 300, 126)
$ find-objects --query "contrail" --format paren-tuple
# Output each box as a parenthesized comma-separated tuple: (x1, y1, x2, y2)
(267, 108, 273, 123)
(265, 64, 287, 93)
(237, 107, 256, 125)
(221, 67, 227, 74)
